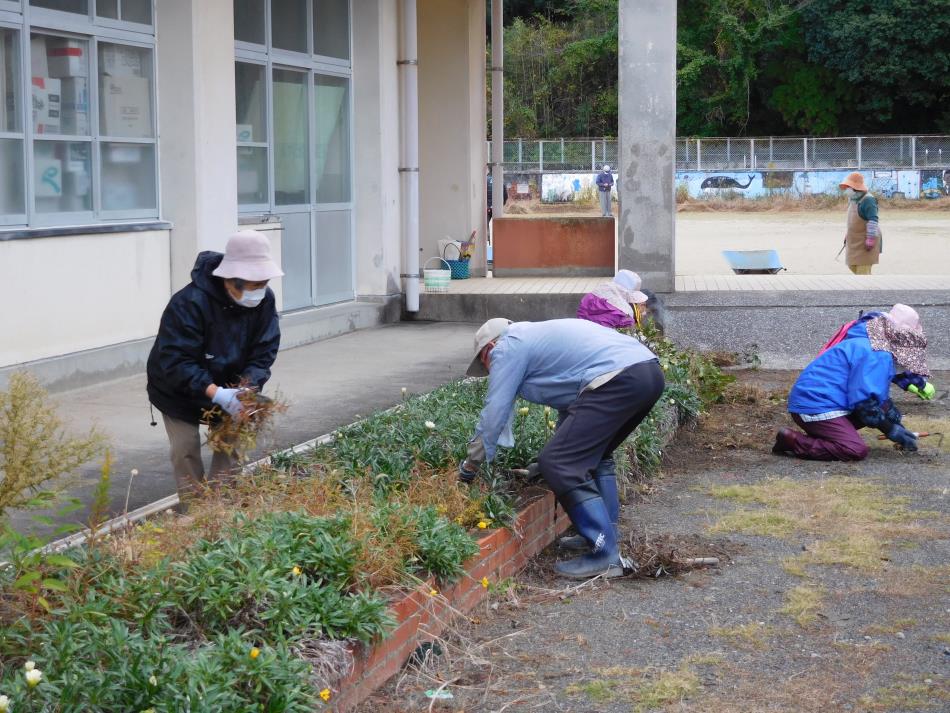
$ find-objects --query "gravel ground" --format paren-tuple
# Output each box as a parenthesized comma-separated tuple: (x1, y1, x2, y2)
(356, 370, 950, 712)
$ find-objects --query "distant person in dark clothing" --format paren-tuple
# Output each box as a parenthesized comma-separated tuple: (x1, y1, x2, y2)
(147, 231, 283, 499)
(596, 165, 615, 217)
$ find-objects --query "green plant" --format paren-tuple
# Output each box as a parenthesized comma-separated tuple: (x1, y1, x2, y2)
(0, 371, 105, 520)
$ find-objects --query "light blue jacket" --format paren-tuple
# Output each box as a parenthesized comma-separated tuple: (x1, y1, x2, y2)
(474, 319, 656, 461)
(788, 322, 895, 415)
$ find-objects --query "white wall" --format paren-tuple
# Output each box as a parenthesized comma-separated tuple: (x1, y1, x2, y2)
(352, 0, 403, 298)
(418, 0, 488, 275)
(0, 231, 171, 367)
(157, 0, 239, 289)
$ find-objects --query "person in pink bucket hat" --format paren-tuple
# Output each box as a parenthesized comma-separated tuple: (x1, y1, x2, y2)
(147, 230, 284, 502)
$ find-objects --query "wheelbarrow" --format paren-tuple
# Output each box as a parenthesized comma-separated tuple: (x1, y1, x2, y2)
(721, 249, 786, 275)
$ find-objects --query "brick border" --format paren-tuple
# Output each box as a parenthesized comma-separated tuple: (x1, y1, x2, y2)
(333, 487, 569, 711)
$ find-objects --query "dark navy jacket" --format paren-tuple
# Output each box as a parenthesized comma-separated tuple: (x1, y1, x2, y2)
(146, 252, 281, 424)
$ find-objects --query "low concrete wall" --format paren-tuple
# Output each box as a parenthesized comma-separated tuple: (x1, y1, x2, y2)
(492, 216, 614, 277)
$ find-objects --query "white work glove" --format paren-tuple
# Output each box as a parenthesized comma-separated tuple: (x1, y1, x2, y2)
(212, 387, 244, 418)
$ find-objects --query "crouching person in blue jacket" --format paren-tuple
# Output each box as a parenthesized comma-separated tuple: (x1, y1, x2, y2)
(147, 231, 283, 499)
(774, 305, 929, 461)
(459, 318, 664, 579)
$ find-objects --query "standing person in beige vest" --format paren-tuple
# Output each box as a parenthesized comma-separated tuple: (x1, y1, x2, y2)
(839, 172, 881, 275)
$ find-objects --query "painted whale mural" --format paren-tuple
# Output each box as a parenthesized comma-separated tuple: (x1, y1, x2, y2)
(701, 174, 756, 190)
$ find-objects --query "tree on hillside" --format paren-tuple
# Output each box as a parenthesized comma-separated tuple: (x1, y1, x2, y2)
(802, 0, 950, 133)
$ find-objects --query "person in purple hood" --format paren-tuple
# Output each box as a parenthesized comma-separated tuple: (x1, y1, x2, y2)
(577, 270, 649, 330)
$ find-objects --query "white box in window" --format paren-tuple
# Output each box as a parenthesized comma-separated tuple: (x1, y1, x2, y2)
(46, 39, 87, 78)
(31, 76, 62, 134)
(237, 123, 254, 142)
(59, 77, 90, 135)
(105, 143, 143, 164)
(35, 157, 63, 198)
(30, 38, 49, 77)
(100, 75, 152, 137)
(99, 44, 144, 77)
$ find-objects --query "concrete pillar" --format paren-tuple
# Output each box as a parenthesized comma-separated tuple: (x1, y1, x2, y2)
(617, 0, 676, 292)
(353, 0, 402, 300)
(418, 0, 488, 276)
(157, 0, 239, 288)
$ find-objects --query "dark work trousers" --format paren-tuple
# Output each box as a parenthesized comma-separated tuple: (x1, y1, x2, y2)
(790, 413, 870, 461)
(538, 359, 665, 510)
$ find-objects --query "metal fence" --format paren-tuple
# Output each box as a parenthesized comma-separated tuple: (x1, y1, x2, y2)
(490, 135, 950, 172)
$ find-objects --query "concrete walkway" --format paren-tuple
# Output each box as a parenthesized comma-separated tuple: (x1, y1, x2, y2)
(8, 322, 475, 535)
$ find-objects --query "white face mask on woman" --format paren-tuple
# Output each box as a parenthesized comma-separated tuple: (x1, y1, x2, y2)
(843, 187, 856, 199)
(236, 287, 266, 308)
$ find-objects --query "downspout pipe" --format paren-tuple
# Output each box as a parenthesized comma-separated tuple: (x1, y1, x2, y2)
(399, 0, 420, 311)
(491, 0, 504, 220)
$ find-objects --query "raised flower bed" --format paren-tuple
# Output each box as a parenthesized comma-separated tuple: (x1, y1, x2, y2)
(0, 325, 731, 712)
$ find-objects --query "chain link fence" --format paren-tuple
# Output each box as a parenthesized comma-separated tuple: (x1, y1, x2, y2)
(490, 136, 950, 172)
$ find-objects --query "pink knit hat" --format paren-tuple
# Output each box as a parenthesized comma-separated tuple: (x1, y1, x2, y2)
(212, 230, 284, 282)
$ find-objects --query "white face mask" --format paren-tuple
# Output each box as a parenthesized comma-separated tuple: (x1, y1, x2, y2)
(843, 187, 855, 199)
(236, 287, 266, 308)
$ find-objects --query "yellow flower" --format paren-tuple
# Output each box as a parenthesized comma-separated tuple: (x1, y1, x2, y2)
(477, 520, 489, 529)
(319, 688, 332, 702)
(148, 674, 158, 687)
(249, 647, 260, 660)
(518, 406, 529, 415)
(548, 420, 557, 429)
(429, 588, 438, 596)
(543, 406, 551, 414)
(0, 694, 10, 713)
(25, 668, 42, 687)
(292, 566, 302, 576)
(481, 577, 489, 589)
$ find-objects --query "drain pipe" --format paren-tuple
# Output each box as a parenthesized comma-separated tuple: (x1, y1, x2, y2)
(491, 0, 504, 220)
(399, 0, 421, 311)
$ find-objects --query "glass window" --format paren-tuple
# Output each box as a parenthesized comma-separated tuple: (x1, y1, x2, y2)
(101, 142, 155, 210)
(98, 43, 154, 138)
(234, 0, 265, 45)
(30, 0, 87, 13)
(0, 140, 25, 217)
(235, 62, 265, 142)
(97, 0, 118, 17)
(31, 35, 91, 137)
(121, 0, 150, 24)
(236, 62, 267, 207)
(33, 140, 92, 214)
(1, 28, 21, 133)
(273, 68, 308, 205)
(272, 0, 307, 53)
(313, 74, 349, 203)
(313, 0, 349, 60)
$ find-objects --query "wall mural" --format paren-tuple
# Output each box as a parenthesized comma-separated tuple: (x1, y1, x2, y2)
(539, 169, 945, 202)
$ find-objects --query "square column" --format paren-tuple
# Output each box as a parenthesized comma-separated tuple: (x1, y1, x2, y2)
(617, 0, 676, 292)
(157, 0, 239, 288)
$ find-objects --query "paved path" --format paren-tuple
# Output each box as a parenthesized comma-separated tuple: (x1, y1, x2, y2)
(9, 322, 474, 535)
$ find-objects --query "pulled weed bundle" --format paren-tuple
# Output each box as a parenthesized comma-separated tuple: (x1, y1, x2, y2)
(203, 387, 288, 461)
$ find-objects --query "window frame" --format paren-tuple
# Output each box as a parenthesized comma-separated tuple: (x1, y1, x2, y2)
(234, 0, 354, 309)
(0, 21, 27, 224)
(0, 0, 159, 228)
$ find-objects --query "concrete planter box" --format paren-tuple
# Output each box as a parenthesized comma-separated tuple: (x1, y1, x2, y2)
(333, 488, 569, 710)
(492, 216, 614, 277)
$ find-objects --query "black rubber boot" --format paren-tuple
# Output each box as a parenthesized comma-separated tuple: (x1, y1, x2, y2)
(559, 459, 620, 552)
(554, 495, 625, 579)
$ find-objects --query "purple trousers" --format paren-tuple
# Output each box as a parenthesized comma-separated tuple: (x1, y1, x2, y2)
(789, 413, 870, 461)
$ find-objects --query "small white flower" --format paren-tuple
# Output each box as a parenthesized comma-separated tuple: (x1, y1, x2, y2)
(0, 693, 10, 713)
(424, 420, 436, 430)
(130, 468, 139, 477)
(25, 668, 42, 687)
(149, 675, 158, 687)
(23, 661, 35, 672)
(401, 387, 407, 395)
(669, 398, 675, 405)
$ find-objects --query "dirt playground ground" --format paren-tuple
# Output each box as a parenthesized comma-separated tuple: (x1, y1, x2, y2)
(357, 369, 950, 712)
(501, 197, 950, 276)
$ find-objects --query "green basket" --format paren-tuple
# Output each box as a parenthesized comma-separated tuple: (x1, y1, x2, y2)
(442, 243, 471, 280)
(446, 259, 470, 279)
